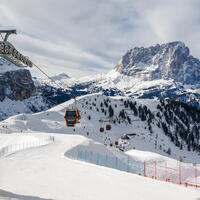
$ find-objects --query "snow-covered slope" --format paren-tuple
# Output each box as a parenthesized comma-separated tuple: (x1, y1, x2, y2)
(2, 93, 200, 163)
(0, 95, 50, 121)
(0, 133, 199, 200)
(0, 93, 199, 199)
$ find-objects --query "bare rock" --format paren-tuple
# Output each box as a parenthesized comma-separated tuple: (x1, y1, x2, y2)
(0, 69, 36, 101)
(114, 41, 200, 85)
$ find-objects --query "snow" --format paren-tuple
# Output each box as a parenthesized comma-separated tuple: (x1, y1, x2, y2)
(126, 149, 169, 162)
(0, 58, 19, 73)
(0, 94, 200, 199)
(1, 39, 200, 198)
(0, 95, 49, 122)
(1, 93, 200, 164)
(0, 133, 199, 200)
(51, 73, 70, 80)
(36, 69, 176, 99)
(0, 133, 41, 149)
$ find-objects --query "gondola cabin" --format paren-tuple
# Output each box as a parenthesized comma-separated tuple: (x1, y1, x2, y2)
(64, 108, 80, 127)
(106, 124, 111, 131)
(100, 127, 104, 132)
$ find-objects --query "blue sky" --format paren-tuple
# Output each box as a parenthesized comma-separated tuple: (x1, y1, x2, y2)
(0, 0, 200, 78)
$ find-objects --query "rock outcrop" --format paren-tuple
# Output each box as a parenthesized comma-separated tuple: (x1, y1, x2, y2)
(114, 41, 200, 85)
(0, 58, 50, 121)
(0, 69, 36, 101)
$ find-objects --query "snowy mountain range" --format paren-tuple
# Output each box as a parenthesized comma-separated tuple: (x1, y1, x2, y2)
(1, 42, 200, 199)
(24, 41, 200, 161)
(1, 41, 200, 120)
(37, 41, 200, 107)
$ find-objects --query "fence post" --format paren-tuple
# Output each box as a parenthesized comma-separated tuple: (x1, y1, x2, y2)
(144, 161, 146, 176)
(179, 162, 181, 185)
(115, 157, 118, 169)
(78, 151, 81, 160)
(165, 162, 167, 181)
(105, 154, 108, 167)
(127, 157, 130, 173)
(195, 164, 197, 188)
(7, 145, 9, 154)
(90, 152, 93, 163)
(96, 153, 99, 165)
(155, 161, 157, 179)
(80, 151, 83, 160)
(85, 151, 87, 161)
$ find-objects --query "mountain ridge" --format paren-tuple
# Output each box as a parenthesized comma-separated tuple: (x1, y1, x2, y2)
(38, 41, 200, 102)
(114, 41, 200, 85)
(1, 41, 200, 121)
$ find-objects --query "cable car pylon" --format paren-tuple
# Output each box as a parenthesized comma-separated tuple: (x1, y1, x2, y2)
(0, 30, 33, 68)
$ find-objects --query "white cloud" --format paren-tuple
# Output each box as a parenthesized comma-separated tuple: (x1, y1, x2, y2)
(0, 0, 199, 78)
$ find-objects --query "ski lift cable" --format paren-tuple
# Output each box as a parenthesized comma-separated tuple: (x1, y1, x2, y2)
(0, 33, 3, 40)
(32, 62, 82, 106)
(32, 63, 65, 90)
(32, 62, 81, 113)
(32, 62, 78, 106)
(39, 93, 66, 109)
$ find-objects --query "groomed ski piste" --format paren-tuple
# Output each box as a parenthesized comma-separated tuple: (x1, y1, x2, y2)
(0, 94, 200, 200)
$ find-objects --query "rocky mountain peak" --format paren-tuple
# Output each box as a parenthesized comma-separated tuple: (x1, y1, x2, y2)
(114, 41, 200, 85)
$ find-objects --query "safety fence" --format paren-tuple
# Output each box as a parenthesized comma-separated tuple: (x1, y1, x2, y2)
(0, 136, 55, 158)
(0, 128, 12, 134)
(77, 151, 144, 175)
(77, 151, 200, 189)
(145, 161, 200, 188)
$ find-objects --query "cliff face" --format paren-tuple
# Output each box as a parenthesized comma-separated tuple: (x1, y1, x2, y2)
(0, 58, 50, 121)
(114, 41, 200, 85)
(0, 69, 36, 101)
